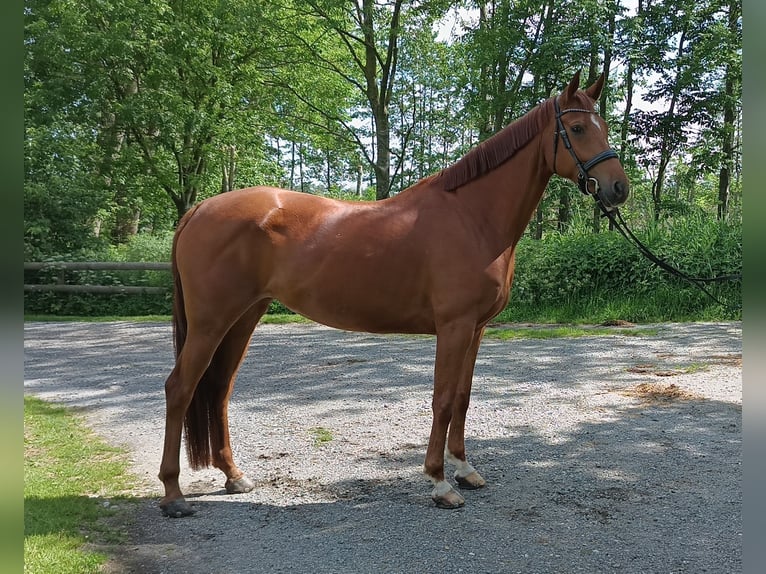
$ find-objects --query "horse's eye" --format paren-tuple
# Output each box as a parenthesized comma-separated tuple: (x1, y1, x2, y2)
(571, 124, 584, 134)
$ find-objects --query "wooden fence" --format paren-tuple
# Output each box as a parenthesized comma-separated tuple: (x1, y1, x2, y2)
(24, 262, 171, 295)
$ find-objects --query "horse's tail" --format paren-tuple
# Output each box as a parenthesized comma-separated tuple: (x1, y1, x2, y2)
(170, 204, 220, 470)
(170, 206, 197, 363)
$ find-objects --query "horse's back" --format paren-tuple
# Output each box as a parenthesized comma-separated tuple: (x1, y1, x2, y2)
(186, 185, 334, 228)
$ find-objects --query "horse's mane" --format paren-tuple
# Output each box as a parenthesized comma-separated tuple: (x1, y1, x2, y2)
(436, 98, 555, 192)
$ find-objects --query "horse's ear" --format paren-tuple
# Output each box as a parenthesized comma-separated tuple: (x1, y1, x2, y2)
(564, 70, 581, 101)
(585, 72, 605, 102)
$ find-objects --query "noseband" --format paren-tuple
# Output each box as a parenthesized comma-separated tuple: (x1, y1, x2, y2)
(553, 97, 619, 196)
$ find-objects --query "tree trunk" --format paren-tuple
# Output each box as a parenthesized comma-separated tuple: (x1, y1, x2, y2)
(558, 187, 571, 233)
(534, 204, 544, 240)
(477, 2, 492, 141)
(359, 0, 402, 200)
(619, 0, 641, 163)
(221, 145, 237, 193)
(299, 142, 306, 193)
(374, 114, 391, 199)
(717, 0, 740, 220)
(597, 3, 616, 233)
(652, 26, 687, 221)
(492, 0, 511, 134)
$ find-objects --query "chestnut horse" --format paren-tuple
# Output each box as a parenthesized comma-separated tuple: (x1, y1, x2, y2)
(159, 72, 629, 517)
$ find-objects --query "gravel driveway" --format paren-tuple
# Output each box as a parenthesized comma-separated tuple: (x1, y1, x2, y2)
(24, 321, 742, 574)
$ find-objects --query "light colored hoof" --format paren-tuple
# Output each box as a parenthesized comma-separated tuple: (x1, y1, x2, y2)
(225, 475, 255, 494)
(455, 470, 486, 490)
(431, 481, 465, 509)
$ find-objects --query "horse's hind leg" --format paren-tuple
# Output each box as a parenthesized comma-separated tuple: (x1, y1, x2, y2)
(446, 328, 487, 490)
(205, 300, 272, 494)
(159, 300, 270, 517)
(159, 328, 227, 517)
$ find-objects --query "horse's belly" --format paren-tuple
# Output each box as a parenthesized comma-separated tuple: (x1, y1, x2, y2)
(274, 275, 436, 335)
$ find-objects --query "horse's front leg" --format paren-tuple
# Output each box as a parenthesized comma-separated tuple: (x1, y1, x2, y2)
(446, 327, 487, 491)
(424, 321, 479, 509)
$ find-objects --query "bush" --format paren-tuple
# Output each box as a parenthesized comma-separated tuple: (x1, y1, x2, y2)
(503, 214, 741, 322)
(24, 233, 174, 316)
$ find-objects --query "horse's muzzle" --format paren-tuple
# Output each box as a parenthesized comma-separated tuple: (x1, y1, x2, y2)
(597, 178, 629, 210)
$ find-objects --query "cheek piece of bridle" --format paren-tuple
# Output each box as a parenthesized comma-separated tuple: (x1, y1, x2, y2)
(552, 97, 619, 197)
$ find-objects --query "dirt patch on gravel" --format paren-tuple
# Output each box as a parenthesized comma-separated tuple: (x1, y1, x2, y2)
(619, 382, 703, 403)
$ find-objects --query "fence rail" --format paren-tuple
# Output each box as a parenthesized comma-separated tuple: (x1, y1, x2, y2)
(24, 261, 171, 295)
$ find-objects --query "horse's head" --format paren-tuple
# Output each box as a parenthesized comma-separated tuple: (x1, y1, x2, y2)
(545, 71, 630, 210)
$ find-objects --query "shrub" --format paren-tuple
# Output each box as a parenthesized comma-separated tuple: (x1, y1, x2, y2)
(504, 215, 741, 322)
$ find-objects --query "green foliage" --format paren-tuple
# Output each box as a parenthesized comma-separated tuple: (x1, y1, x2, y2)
(309, 426, 334, 447)
(484, 326, 658, 340)
(503, 214, 741, 323)
(23, 0, 741, 322)
(24, 233, 174, 316)
(105, 230, 174, 262)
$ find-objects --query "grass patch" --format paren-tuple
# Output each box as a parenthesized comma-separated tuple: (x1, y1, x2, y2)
(309, 427, 334, 447)
(24, 396, 139, 574)
(484, 325, 657, 340)
(677, 362, 709, 374)
(260, 314, 314, 325)
(495, 287, 740, 324)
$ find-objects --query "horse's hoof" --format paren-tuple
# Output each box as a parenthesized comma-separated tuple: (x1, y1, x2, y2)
(225, 475, 255, 494)
(160, 498, 195, 518)
(432, 487, 465, 509)
(455, 470, 486, 490)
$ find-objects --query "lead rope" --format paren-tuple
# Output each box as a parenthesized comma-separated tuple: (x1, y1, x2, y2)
(593, 199, 742, 312)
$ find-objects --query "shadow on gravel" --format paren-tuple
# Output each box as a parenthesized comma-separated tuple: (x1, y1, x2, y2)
(24, 321, 741, 574)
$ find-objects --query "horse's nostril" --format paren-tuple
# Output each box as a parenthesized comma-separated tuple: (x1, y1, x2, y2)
(615, 180, 628, 199)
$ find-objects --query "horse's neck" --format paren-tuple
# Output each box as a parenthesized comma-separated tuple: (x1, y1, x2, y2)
(456, 135, 552, 253)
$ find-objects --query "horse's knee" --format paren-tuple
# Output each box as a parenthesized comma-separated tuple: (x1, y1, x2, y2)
(431, 396, 455, 424)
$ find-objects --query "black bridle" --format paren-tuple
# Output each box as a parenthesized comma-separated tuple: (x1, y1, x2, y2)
(552, 98, 740, 312)
(552, 96, 619, 196)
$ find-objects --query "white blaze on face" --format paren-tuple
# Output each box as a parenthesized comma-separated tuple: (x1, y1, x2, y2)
(591, 114, 603, 131)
